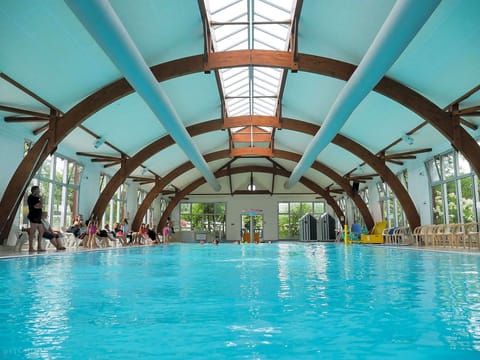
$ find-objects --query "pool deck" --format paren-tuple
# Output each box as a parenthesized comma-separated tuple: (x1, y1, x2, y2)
(1, 242, 479, 259)
(0, 243, 165, 260)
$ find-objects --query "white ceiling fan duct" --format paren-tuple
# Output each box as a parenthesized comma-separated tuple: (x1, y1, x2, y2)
(65, 0, 221, 192)
(284, 0, 440, 189)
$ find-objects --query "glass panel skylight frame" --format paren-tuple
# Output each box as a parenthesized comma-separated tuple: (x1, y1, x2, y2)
(205, 0, 296, 127)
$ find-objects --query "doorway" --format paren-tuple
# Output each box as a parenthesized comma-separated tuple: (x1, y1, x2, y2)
(240, 213, 264, 243)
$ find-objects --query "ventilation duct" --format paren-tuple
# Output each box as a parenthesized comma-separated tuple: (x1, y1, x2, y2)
(66, 0, 221, 191)
(285, 0, 440, 189)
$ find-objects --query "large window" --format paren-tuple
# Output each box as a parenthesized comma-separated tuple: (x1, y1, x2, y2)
(21, 153, 83, 229)
(337, 197, 346, 219)
(101, 174, 128, 227)
(179, 202, 226, 240)
(378, 170, 408, 228)
(427, 151, 477, 224)
(277, 201, 325, 240)
(352, 188, 370, 228)
(137, 189, 154, 227)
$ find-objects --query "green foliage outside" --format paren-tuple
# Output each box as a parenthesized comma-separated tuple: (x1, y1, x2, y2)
(180, 202, 226, 233)
(278, 202, 324, 240)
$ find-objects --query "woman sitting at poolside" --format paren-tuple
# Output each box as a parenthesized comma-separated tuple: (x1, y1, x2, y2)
(146, 224, 159, 244)
(135, 223, 148, 245)
(67, 215, 87, 240)
(41, 212, 66, 251)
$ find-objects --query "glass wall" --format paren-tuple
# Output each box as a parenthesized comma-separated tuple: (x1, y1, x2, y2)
(377, 170, 408, 228)
(137, 189, 154, 228)
(427, 151, 477, 224)
(352, 188, 370, 228)
(100, 173, 128, 227)
(179, 202, 226, 240)
(21, 153, 83, 229)
(277, 201, 325, 240)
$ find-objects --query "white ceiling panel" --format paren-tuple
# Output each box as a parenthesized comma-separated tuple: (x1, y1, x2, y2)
(1, 0, 479, 207)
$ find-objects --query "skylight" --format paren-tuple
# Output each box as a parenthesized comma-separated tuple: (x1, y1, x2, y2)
(204, 0, 296, 120)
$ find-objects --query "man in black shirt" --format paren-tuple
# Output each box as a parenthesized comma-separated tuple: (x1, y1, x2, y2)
(27, 185, 45, 252)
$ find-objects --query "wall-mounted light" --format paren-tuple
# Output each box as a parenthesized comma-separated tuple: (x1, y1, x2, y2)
(401, 133, 414, 145)
(247, 171, 256, 191)
(94, 137, 106, 149)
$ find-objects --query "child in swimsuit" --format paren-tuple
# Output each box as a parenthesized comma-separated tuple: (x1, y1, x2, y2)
(86, 218, 98, 248)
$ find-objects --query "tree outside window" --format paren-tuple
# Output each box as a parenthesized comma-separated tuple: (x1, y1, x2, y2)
(20, 151, 82, 230)
(427, 150, 479, 224)
(278, 201, 325, 240)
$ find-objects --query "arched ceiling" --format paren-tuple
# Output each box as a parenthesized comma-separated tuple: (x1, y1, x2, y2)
(1, 0, 480, 214)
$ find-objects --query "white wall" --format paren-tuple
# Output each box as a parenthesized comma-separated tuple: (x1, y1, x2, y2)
(171, 194, 334, 241)
(407, 161, 431, 225)
(367, 182, 383, 224)
(0, 128, 29, 196)
(0, 129, 39, 240)
(150, 196, 162, 226)
(125, 181, 138, 223)
(77, 162, 103, 219)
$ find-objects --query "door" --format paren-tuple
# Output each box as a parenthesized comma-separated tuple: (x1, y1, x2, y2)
(240, 213, 264, 243)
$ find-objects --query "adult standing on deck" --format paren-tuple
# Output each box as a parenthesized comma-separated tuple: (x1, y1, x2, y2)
(27, 185, 44, 252)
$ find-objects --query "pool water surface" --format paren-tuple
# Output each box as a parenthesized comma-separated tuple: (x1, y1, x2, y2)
(1, 243, 479, 359)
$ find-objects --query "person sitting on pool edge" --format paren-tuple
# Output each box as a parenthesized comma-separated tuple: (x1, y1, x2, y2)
(41, 212, 66, 250)
(146, 224, 160, 245)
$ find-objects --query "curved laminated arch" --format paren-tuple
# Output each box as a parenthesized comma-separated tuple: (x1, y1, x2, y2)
(90, 120, 222, 218)
(131, 149, 374, 231)
(280, 118, 420, 229)
(132, 149, 229, 230)
(155, 165, 346, 234)
(102, 116, 417, 229)
(273, 149, 373, 228)
(97, 116, 402, 229)
(2, 50, 479, 239)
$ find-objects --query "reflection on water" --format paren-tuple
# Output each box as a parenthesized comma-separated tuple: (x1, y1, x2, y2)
(0, 244, 479, 359)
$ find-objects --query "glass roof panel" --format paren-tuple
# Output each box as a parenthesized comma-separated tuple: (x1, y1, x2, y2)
(205, 0, 296, 118)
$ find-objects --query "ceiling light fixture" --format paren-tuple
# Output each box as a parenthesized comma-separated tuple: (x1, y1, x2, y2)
(401, 133, 414, 145)
(94, 137, 106, 149)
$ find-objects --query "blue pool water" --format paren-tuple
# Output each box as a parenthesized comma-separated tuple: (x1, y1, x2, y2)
(1, 243, 480, 359)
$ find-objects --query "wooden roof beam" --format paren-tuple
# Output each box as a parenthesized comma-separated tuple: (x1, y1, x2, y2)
(231, 132, 272, 143)
(231, 147, 272, 157)
(348, 174, 376, 180)
(0, 104, 49, 118)
(103, 160, 122, 168)
(223, 115, 281, 128)
(0, 73, 63, 114)
(76, 152, 122, 161)
(233, 189, 272, 195)
(443, 84, 480, 110)
(455, 105, 480, 115)
(131, 148, 372, 231)
(386, 159, 404, 165)
(385, 148, 432, 158)
(4, 116, 49, 123)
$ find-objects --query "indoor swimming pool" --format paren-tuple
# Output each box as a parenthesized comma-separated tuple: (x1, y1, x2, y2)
(1, 243, 479, 359)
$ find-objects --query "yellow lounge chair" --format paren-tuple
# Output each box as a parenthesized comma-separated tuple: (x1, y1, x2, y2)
(360, 221, 387, 244)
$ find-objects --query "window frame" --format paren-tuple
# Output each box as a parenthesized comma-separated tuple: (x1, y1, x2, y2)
(277, 201, 325, 240)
